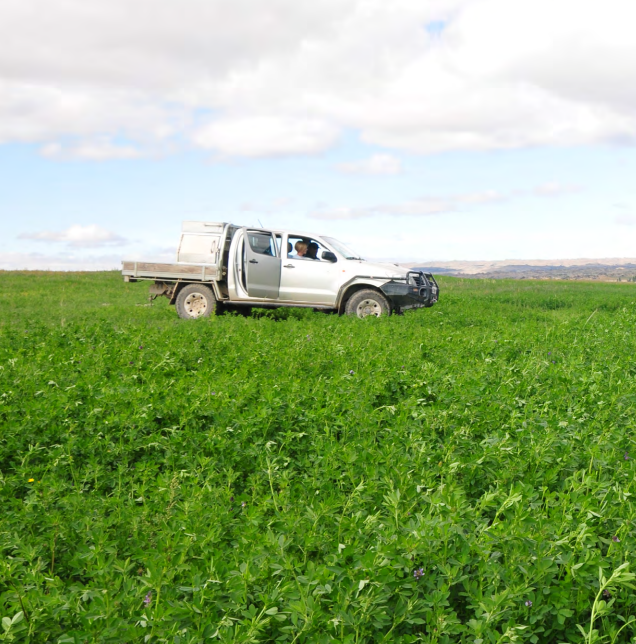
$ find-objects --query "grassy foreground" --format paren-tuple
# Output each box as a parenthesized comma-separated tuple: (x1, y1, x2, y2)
(1, 271, 636, 643)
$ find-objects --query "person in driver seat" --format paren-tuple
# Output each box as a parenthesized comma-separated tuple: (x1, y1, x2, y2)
(306, 242, 320, 260)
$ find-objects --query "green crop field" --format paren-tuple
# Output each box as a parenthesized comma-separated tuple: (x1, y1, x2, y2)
(2, 271, 636, 644)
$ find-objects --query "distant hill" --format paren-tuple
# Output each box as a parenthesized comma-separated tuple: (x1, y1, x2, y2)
(403, 258, 636, 281)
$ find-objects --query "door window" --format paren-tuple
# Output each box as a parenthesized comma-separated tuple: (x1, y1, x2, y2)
(247, 232, 277, 256)
(287, 236, 330, 261)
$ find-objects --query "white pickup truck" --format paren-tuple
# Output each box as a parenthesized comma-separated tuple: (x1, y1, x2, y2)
(122, 221, 439, 319)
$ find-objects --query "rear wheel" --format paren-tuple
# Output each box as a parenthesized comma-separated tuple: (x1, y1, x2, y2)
(175, 284, 217, 319)
(345, 289, 391, 318)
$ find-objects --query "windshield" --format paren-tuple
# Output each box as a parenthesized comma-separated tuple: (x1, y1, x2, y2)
(322, 236, 365, 260)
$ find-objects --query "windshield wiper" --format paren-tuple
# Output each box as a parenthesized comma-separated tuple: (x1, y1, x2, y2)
(346, 256, 365, 260)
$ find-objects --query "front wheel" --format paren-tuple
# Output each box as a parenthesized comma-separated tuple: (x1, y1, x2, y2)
(345, 289, 391, 318)
(175, 284, 217, 319)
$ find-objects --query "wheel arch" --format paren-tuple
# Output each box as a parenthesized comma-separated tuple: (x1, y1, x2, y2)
(337, 281, 388, 314)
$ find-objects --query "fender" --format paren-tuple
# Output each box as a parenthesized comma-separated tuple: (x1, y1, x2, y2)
(335, 276, 397, 310)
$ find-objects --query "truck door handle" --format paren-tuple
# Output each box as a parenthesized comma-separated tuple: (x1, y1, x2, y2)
(249, 259, 258, 264)
(283, 264, 295, 268)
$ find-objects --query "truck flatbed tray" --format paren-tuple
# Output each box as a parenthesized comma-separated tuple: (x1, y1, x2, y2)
(122, 261, 218, 281)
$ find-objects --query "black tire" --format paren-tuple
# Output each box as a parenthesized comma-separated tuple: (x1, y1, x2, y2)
(344, 289, 391, 318)
(175, 284, 217, 319)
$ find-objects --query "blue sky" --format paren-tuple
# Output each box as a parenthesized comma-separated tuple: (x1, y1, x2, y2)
(1, 0, 635, 269)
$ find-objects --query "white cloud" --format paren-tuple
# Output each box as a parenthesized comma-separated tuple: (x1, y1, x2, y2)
(41, 138, 143, 160)
(337, 153, 403, 175)
(0, 81, 188, 149)
(192, 115, 338, 158)
(310, 181, 578, 220)
(532, 182, 580, 197)
(19, 224, 126, 247)
(615, 215, 636, 226)
(1, 0, 636, 157)
(311, 189, 507, 220)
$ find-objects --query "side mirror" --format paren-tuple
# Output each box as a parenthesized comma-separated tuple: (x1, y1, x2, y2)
(322, 251, 337, 263)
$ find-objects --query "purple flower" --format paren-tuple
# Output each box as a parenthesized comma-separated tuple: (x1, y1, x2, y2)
(139, 345, 144, 349)
(143, 591, 152, 606)
(625, 453, 630, 461)
(349, 370, 355, 375)
(129, 361, 133, 365)
(612, 535, 621, 543)
(525, 600, 532, 607)
(413, 567, 424, 580)
(230, 496, 234, 502)
(552, 360, 556, 364)
(548, 352, 551, 355)
(603, 589, 611, 599)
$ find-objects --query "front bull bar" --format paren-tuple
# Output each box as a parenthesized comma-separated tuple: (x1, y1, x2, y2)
(380, 271, 440, 310)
